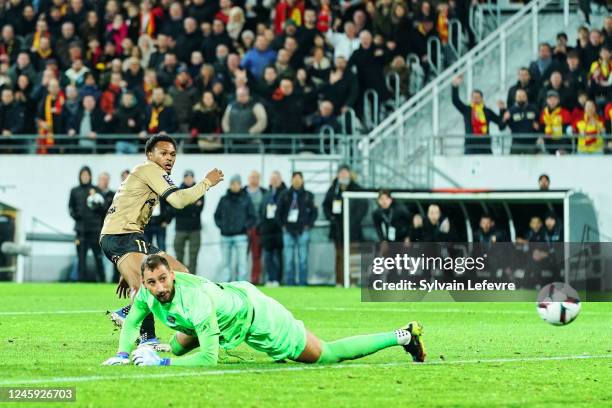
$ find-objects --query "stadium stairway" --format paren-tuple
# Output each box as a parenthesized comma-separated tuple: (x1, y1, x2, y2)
(354, 0, 607, 190)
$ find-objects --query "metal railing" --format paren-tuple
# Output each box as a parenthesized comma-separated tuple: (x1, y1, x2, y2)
(0, 132, 351, 156)
(361, 0, 570, 188)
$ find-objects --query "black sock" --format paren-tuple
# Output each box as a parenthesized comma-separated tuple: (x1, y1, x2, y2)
(139, 313, 156, 340)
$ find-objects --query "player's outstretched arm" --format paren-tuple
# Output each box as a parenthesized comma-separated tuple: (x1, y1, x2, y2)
(132, 326, 220, 367)
(164, 168, 224, 210)
(101, 298, 149, 366)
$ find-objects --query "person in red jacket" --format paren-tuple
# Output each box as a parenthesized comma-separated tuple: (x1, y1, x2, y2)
(274, 0, 305, 34)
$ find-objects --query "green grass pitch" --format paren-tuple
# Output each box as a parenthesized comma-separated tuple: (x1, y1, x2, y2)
(1, 283, 612, 407)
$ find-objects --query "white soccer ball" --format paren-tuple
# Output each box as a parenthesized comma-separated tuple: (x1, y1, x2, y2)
(536, 282, 581, 326)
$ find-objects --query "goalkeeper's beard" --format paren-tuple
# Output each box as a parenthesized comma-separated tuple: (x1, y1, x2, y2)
(155, 287, 175, 303)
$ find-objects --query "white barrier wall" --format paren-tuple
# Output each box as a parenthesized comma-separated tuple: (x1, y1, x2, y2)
(433, 156, 612, 237)
(0, 154, 337, 281)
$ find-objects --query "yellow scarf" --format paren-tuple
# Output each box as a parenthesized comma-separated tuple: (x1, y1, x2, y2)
(148, 105, 164, 132)
(542, 107, 565, 138)
(576, 113, 604, 153)
(470, 103, 487, 134)
(32, 31, 42, 52)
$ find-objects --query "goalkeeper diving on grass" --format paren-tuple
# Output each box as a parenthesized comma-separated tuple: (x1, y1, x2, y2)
(102, 254, 426, 366)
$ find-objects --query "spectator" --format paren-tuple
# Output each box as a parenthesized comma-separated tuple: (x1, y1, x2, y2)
(240, 35, 277, 80)
(326, 21, 360, 61)
(168, 66, 198, 133)
(214, 174, 256, 281)
(306, 100, 340, 136)
(65, 59, 91, 89)
(148, 33, 170, 69)
(244, 170, 267, 284)
(269, 78, 304, 141)
(323, 164, 367, 286)
(321, 56, 358, 115)
(141, 87, 178, 138)
(227, 7, 246, 41)
(502, 88, 540, 154)
(276, 171, 317, 286)
(56, 22, 80, 70)
(0, 88, 26, 153)
(201, 19, 233, 63)
(372, 190, 412, 245)
(274, 0, 304, 35)
(14, 74, 36, 135)
(36, 78, 66, 154)
(506, 67, 539, 108)
(573, 99, 605, 154)
(584, 28, 603, 69)
(451, 75, 505, 154)
(537, 71, 571, 109)
(8, 52, 37, 86)
(68, 166, 106, 282)
(529, 43, 562, 86)
(412, 204, 451, 242)
(120, 169, 130, 182)
(0, 25, 22, 64)
(540, 90, 572, 154)
(96, 171, 115, 212)
(189, 91, 222, 153)
(67, 95, 106, 153)
(474, 214, 498, 244)
(538, 174, 550, 191)
(173, 170, 204, 274)
(587, 45, 612, 105)
(553, 32, 570, 66)
(113, 92, 143, 154)
(156, 52, 180, 88)
(564, 51, 587, 109)
(221, 86, 267, 148)
(259, 171, 286, 287)
(348, 30, 390, 111)
(176, 17, 202, 63)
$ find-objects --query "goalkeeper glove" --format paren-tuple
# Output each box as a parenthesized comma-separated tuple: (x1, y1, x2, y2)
(101, 352, 130, 366)
(132, 348, 171, 366)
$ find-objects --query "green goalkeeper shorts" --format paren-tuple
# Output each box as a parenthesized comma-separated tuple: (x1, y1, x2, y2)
(230, 282, 307, 361)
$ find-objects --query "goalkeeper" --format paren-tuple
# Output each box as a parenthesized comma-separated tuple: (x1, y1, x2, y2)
(102, 254, 426, 366)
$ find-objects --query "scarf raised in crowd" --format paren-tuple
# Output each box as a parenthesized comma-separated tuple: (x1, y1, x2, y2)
(38, 91, 66, 154)
(437, 14, 449, 44)
(148, 105, 165, 133)
(575, 112, 604, 153)
(589, 59, 612, 84)
(470, 103, 487, 135)
(542, 106, 568, 138)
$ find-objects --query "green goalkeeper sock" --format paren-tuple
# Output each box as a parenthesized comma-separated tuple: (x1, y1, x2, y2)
(316, 331, 401, 364)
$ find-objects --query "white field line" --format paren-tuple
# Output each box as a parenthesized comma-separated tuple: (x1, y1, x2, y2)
(0, 306, 610, 316)
(1, 354, 611, 386)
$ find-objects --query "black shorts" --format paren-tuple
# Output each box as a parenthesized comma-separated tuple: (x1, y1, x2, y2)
(99, 233, 162, 265)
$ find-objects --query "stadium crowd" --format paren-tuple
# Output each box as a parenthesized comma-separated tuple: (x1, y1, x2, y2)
(453, 20, 612, 155)
(0, 0, 472, 154)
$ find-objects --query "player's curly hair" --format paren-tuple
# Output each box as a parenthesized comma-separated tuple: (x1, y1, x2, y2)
(141, 254, 171, 276)
(145, 133, 177, 154)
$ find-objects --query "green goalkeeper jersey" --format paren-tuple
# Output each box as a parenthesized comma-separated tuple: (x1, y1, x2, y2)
(118, 272, 254, 366)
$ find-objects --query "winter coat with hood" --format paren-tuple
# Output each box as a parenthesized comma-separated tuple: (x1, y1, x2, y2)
(68, 166, 106, 233)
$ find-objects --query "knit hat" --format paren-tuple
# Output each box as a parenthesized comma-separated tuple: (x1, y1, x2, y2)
(230, 174, 242, 184)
